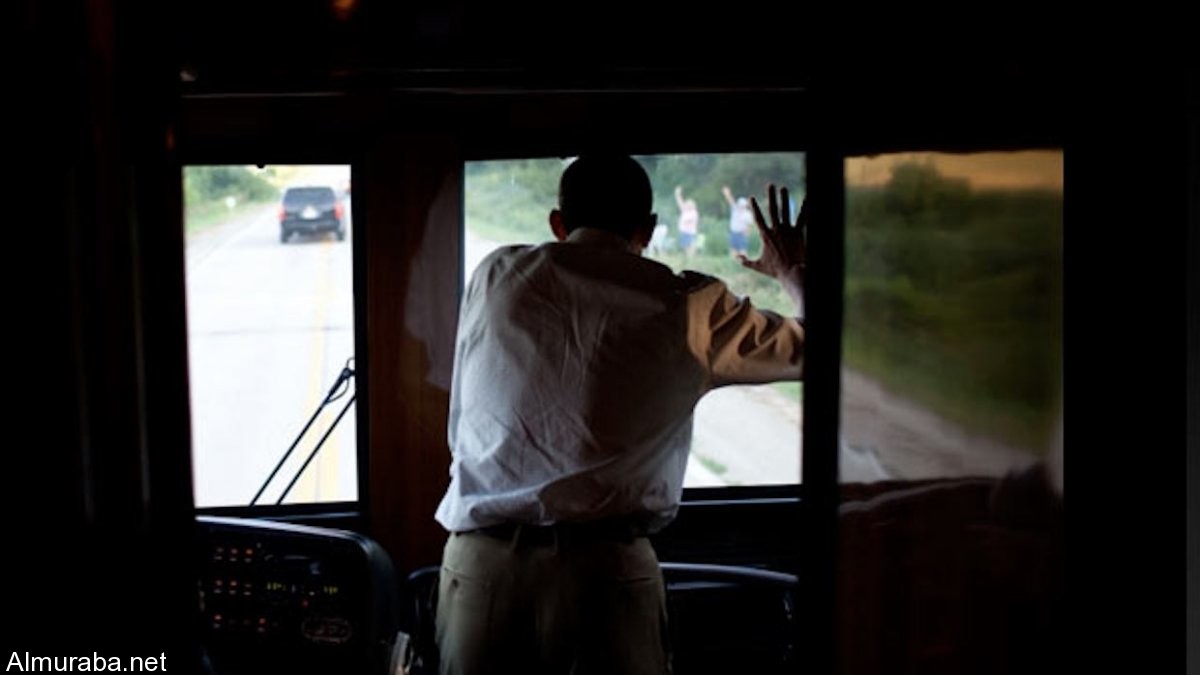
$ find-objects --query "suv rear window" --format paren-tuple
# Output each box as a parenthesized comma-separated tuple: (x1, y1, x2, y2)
(283, 187, 336, 206)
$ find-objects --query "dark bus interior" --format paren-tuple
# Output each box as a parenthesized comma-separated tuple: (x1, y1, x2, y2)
(15, 2, 1195, 674)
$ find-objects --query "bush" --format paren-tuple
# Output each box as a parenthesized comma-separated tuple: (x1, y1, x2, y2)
(184, 166, 278, 207)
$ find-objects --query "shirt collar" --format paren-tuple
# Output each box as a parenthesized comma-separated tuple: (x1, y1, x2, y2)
(564, 227, 637, 252)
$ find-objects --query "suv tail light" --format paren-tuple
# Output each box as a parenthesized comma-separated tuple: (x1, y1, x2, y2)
(334, 203, 344, 220)
(278, 206, 287, 221)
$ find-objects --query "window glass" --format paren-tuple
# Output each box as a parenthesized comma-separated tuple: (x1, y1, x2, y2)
(840, 151, 1063, 483)
(465, 153, 806, 487)
(185, 165, 357, 507)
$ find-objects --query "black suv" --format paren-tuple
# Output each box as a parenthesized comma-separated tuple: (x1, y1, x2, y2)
(279, 186, 345, 243)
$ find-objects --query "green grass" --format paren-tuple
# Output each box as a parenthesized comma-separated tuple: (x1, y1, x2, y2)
(463, 207, 549, 245)
(184, 199, 274, 235)
(842, 327, 1057, 453)
(770, 381, 803, 401)
(695, 454, 728, 476)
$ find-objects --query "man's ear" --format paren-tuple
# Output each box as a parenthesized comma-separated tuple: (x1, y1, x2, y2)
(629, 213, 657, 251)
(549, 210, 568, 242)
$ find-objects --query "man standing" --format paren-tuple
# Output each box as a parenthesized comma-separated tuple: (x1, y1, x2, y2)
(434, 154, 808, 675)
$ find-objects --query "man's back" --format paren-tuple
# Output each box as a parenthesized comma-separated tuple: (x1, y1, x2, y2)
(438, 229, 720, 533)
(432, 155, 807, 675)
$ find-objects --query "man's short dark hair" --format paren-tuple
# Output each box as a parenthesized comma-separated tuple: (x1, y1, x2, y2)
(558, 154, 652, 238)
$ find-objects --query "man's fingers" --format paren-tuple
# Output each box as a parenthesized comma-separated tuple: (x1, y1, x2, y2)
(780, 187, 791, 227)
(750, 196, 771, 240)
(768, 184, 780, 230)
(738, 254, 763, 273)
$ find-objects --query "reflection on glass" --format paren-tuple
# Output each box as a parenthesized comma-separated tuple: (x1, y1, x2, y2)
(836, 151, 1064, 675)
(464, 153, 806, 487)
(184, 165, 357, 507)
(840, 151, 1063, 483)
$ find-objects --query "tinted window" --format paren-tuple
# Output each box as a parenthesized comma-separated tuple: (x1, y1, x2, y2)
(840, 151, 1062, 484)
(283, 187, 337, 206)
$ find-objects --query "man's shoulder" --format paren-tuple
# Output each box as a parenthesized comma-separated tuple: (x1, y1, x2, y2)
(475, 242, 727, 298)
(482, 242, 534, 263)
(590, 258, 725, 299)
(472, 243, 535, 273)
(676, 269, 724, 294)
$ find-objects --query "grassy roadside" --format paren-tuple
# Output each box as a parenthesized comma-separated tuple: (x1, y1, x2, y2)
(185, 199, 275, 236)
(841, 332, 1053, 452)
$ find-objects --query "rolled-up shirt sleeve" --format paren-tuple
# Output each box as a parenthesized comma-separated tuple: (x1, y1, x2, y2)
(686, 279, 805, 388)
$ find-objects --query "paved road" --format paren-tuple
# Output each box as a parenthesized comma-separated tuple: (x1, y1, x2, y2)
(187, 167, 356, 507)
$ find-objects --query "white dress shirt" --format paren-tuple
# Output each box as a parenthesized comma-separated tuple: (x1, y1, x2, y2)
(435, 228, 804, 533)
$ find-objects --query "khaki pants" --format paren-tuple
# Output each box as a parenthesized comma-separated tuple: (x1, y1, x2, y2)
(436, 529, 671, 675)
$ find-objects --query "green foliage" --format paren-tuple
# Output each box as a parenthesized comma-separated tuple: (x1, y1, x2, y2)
(845, 162, 1062, 450)
(184, 166, 279, 207)
(464, 159, 567, 242)
(464, 154, 804, 315)
(465, 153, 804, 252)
(182, 166, 281, 235)
(880, 161, 971, 227)
(644, 153, 805, 257)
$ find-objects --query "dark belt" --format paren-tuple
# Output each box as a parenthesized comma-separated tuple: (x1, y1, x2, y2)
(470, 517, 649, 545)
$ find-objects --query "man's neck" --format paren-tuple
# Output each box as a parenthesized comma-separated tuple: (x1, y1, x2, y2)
(565, 227, 641, 255)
